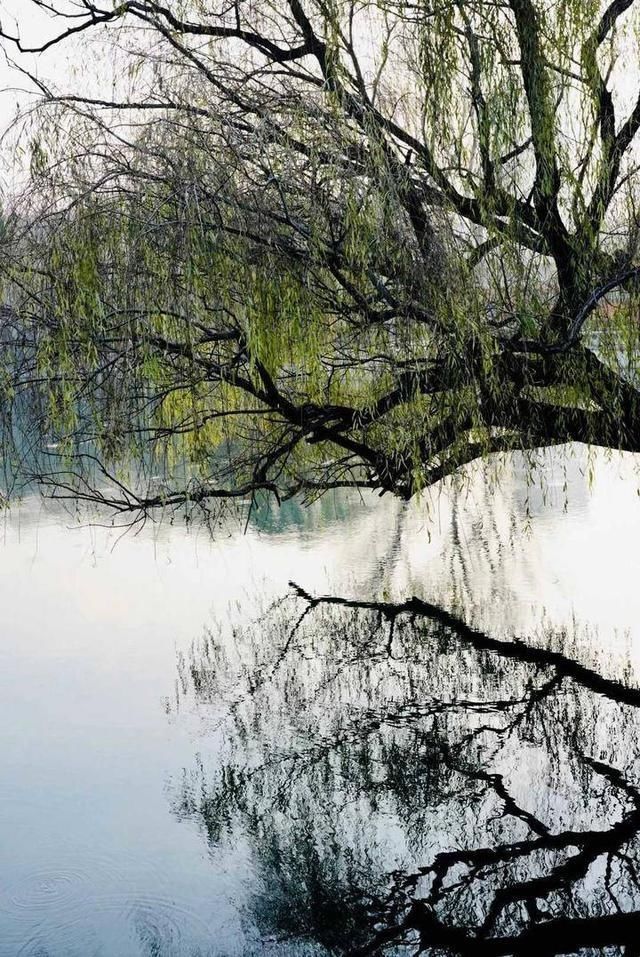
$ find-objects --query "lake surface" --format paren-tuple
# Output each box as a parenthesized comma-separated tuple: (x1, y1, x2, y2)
(2, 445, 640, 955)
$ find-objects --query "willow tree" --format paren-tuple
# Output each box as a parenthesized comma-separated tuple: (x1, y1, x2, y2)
(2, 0, 640, 515)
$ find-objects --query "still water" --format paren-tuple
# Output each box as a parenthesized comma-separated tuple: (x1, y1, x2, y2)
(1, 446, 640, 955)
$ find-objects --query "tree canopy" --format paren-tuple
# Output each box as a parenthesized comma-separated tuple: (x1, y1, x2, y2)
(1, 0, 640, 518)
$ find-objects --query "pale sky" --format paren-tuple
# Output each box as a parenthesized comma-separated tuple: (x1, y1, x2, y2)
(0, 0, 74, 109)
(1, 3, 640, 219)
(2, 2, 640, 139)
(0, 1, 124, 196)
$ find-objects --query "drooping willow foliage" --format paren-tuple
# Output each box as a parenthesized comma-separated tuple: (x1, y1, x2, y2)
(1, 0, 640, 517)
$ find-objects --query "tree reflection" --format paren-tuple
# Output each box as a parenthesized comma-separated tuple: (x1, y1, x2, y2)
(172, 585, 640, 955)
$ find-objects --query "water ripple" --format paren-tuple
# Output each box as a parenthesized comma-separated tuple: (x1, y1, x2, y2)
(9, 890, 216, 957)
(7, 867, 90, 915)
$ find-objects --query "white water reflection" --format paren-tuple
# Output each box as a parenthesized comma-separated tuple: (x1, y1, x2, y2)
(0, 444, 639, 955)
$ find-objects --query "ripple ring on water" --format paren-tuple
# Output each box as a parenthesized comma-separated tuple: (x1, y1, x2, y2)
(13, 894, 215, 957)
(7, 867, 90, 914)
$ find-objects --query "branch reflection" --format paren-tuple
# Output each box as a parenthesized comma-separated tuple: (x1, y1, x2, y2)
(172, 585, 640, 955)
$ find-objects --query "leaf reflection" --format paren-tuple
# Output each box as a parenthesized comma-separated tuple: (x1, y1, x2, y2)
(172, 585, 640, 955)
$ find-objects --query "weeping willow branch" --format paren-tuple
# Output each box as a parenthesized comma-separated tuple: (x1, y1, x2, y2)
(2, 0, 640, 516)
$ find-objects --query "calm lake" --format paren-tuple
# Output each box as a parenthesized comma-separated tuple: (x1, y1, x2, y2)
(2, 445, 640, 956)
